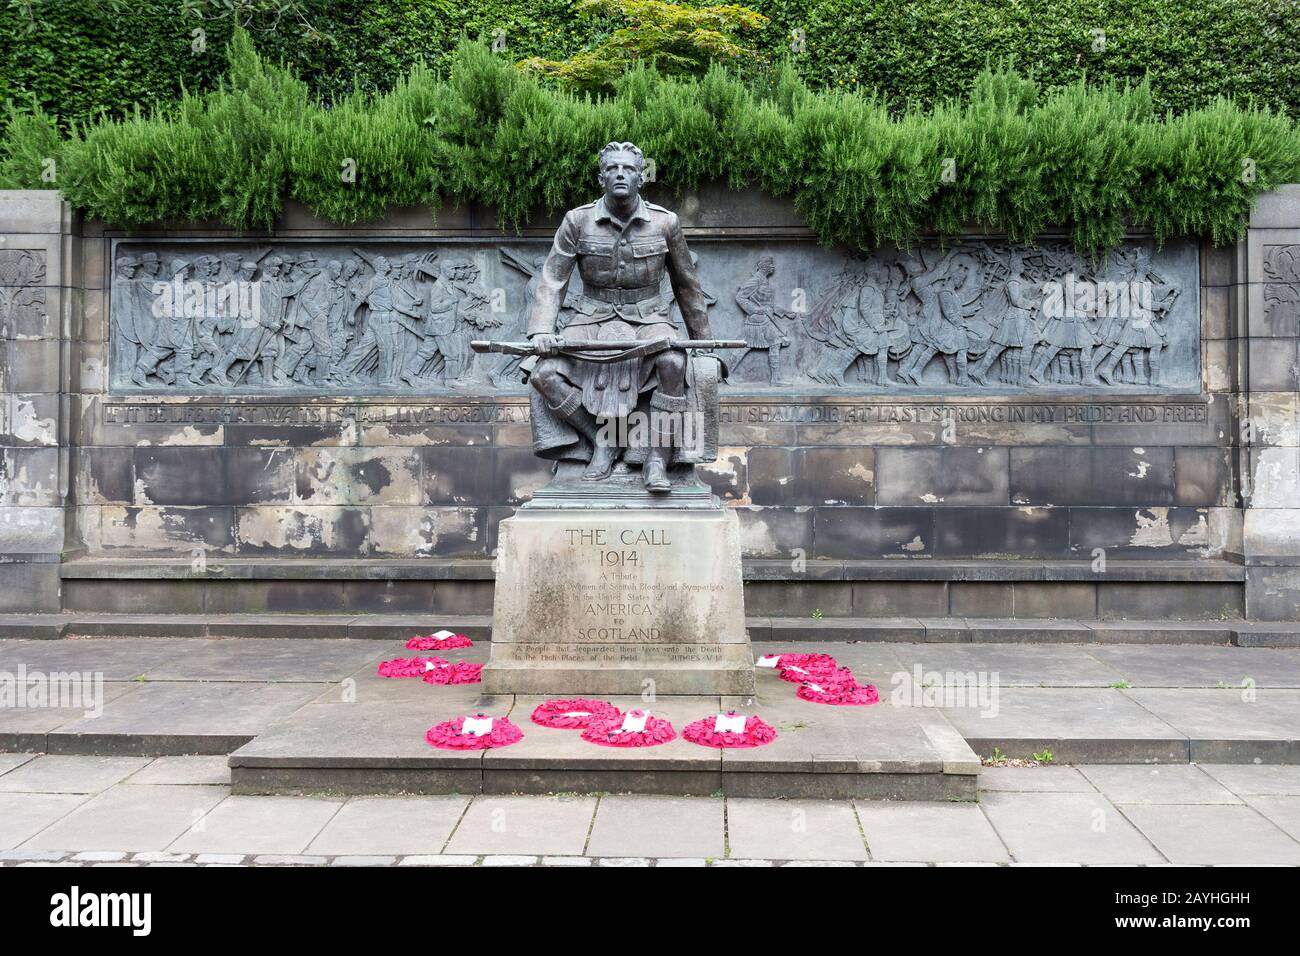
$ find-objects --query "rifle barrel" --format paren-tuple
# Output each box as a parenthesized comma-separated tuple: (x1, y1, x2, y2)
(470, 339, 746, 353)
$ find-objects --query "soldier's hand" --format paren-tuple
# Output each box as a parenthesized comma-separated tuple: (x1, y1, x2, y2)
(530, 333, 561, 357)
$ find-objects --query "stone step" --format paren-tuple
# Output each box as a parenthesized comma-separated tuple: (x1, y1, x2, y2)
(2, 613, 1294, 645)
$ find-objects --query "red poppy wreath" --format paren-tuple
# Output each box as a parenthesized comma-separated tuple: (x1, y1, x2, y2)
(377, 656, 448, 679)
(530, 698, 623, 729)
(682, 712, 778, 749)
(580, 710, 676, 748)
(421, 661, 484, 685)
(425, 714, 523, 750)
(406, 630, 474, 651)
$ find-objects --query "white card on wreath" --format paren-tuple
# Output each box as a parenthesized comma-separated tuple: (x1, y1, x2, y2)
(424, 660, 444, 672)
(432, 629, 455, 639)
(714, 713, 747, 734)
(756, 655, 780, 668)
(620, 712, 648, 733)
(461, 716, 494, 736)
(562, 711, 591, 718)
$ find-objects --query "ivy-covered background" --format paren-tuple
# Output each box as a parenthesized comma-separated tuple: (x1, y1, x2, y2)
(2, 0, 1298, 124)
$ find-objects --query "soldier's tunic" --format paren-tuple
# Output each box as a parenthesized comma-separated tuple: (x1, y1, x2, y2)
(524, 195, 710, 460)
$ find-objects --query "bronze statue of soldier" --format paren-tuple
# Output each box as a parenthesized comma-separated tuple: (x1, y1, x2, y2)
(521, 142, 717, 494)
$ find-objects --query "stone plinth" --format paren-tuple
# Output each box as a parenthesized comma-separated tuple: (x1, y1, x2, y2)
(482, 506, 754, 695)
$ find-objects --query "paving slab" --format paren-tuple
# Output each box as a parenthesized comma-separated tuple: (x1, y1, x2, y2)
(0, 682, 139, 750)
(483, 696, 722, 795)
(306, 796, 471, 856)
(1120, 804, 1300, 865)
(0, 755, 152, 793)
(443, 794, 597, 857)
(942, 688, 1188, 763)
(1078, 765, 1242, 804)
(0, 638, 210, 680)
(142, 639, 395, 682)
(48, 681, 329, 756)
(725, 797, 868, 861)
(980, 792, 1165, 864)
(752, 641, 907, 685)
(314, 643, 489, 706)
(1199, 764, 1300, 796)
(585, 795, 725, 859)
(1087, 645, 1300, 688)
(854, 802, 1011, 863)
(977, 766, 1094, 792)
(23, 784, 228, 853)
(227, 694, 498, 795)
(1241, 795, 1300, 843)
(1123, 689, 1300, 762)
(0, 753, 34, 776)
(890, 643, 1126, 687)
(126, 755, 232, 786)
(169, 795, 343, 855)
(0, 793, 88, 849)
(716, 683, 974, 799)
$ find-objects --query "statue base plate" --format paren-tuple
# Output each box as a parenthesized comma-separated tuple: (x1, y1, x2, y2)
(482, 505, 754, 696)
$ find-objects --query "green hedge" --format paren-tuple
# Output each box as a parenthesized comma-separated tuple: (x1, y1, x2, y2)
(1, 0, 1298, 125)
(4, 33, 1296, 255)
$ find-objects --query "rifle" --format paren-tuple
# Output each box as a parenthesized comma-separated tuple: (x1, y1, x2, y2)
(472, 338, 746, 364)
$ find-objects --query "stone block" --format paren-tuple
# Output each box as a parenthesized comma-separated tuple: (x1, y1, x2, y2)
(419, 446, 493, 505)
(0, 561, 60, 612)
(744, 580, 853, 617)
(3, 339, 62, 393)
(811, 506, 932, 558)
(1067, 506, 1220, 556)
(234, 506, 370, 556)
(62, 578, 206, 614)
(949, 581, 1013, 617)
(876, 446, 1007, 506)
(1011, 582, 1097, 619)
(851, 581, 947, 616)
(1098, 581, 1243, 621)
(1245, 566, 1300, 622)
(0, 505, 63, 552)
(933, 506, 1070, 557)
(734, 505, 812, 557)
(0, 190, 68, 234)
(1010, 447, 1175, 506)
(696, 446, 748, 501)
(2, 393, 59, 446)
(745, 446, 796, 504)
(1174, 447, 1233, 506)
(78, 504, 235, 553)
(1245, 337, 1299, 392)
(0, 446, 60, 506)
(296, 447, 421, 506)
(134, 447, 294, 506)
(368, 505, 483, 557)
(483, 507, 753, 695)
(794, 446, 876, 505)
(72, 446, 134, 504)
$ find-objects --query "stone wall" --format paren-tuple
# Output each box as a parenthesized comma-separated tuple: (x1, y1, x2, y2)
(2, 184, 1290, 623)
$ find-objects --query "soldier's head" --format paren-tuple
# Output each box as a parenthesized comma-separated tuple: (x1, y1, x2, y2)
(373, 255, 391, 276)
(222, 252, 243, 277)
(756, 255, 776, 277)
(115, 256, 138, 279)
(239, 261, 258, 280)
(326, 259, 342, 280)
(264, 256, 283, 277)
(597, 142, 644, 203)
(139, 252, 161, 277)
(342, 258, 360, 280)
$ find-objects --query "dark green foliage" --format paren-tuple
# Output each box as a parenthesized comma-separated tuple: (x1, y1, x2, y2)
(2, 0, 1298, 126)
(2, 31, 1296, 256)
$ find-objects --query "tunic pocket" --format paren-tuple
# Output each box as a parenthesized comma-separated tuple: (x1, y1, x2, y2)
(631, 238, 669, 258)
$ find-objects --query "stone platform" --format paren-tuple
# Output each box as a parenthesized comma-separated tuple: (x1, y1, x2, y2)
(5, 637, 1300, 800)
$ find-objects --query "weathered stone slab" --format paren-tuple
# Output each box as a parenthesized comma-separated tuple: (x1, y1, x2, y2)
(483, 507, 753, 696)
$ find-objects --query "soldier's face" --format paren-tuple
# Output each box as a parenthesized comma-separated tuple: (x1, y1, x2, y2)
(600, 151, 642, 202)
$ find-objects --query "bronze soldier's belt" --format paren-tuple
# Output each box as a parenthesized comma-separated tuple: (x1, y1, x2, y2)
(585, 284, 660, 305)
